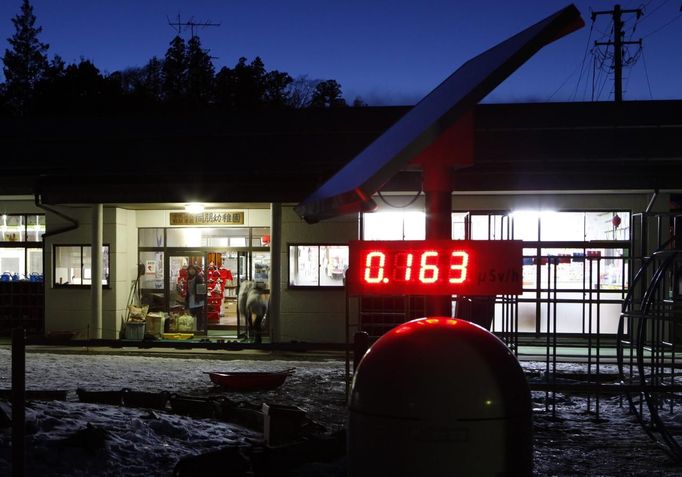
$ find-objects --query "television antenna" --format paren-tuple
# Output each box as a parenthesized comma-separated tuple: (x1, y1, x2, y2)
(167, 14, 221, 38)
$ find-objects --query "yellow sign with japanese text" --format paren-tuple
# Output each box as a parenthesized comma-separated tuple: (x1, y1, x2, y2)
(169, 211, 245, 226)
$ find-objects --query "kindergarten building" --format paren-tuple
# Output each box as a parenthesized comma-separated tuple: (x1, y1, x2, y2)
(1, 5, 681, 345)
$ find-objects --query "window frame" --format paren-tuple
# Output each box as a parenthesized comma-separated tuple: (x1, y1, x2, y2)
(287, 243, 349, 289)
(53, 244, 111, 289)
(360, 209, 631, 335)
(0, 213, 46, 244)
(0, 213, 46, 280)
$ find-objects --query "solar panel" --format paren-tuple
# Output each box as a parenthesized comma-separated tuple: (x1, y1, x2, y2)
(295, 4, 584, 223)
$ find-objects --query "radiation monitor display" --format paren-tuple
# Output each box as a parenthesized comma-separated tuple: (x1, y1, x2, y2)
(347, 240, 523, 296)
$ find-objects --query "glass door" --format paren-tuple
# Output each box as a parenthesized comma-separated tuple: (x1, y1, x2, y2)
(252, 251, 271, 289)
(168, 253, 205, 334)
(204, 250, 249, 333)
(230, 251, 249, 336)
(216, 251, 240, 329)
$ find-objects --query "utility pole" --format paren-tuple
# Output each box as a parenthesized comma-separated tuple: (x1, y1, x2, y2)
(592, 4, 642, 102)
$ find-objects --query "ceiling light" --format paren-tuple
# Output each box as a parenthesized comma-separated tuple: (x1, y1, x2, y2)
(184, 203, 205, 213)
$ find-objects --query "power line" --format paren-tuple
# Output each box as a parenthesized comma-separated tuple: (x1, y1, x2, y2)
(642, 12, 682, 38)
(640, 47, 655, 99)
(571, 21, 595, 101)
(583, 56, 597, 101)
(638, 0, 674, 23)
(584, 53, 594, 101)
(549, 64, 579, 101)
(591, 44, 613, 101)
(624, 9, 643, 41)
(596, 60, 612, 100)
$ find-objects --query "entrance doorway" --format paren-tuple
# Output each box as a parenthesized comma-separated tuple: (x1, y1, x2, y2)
(168, 253, 205, 333)
(209, 250, 271, 338)
(138, 223, 271, 339)
(206, 250, 247, 332)
(165, 250, 270, 336)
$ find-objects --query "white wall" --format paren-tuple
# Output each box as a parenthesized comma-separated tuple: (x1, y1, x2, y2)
(278, 205, 358, 344)
(108, 208, 138, 339)
(42, 206, 271, 338)
(0, 197, 42, 214)
(11, 193, 668, 342)
(43, 205, 137, 339)
(43, 205, 93, 337)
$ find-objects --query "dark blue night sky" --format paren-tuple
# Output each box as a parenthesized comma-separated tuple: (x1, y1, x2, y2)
(1, 0, 680, 105)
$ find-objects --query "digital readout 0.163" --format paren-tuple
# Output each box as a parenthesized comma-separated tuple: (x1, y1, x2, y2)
(347, 240, 523, 297)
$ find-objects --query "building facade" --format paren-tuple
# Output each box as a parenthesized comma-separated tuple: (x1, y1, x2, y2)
(1, 101, 681, 344)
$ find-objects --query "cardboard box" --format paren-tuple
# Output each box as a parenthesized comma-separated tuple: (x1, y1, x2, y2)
(224, 300, 237, 317)
(145, 313, 164, 337)
(262, 403, 307, 446)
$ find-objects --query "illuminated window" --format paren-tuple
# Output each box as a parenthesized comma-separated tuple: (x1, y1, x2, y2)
(288, 245, 349, 287)
(509, 210, 630, 242)
(163, 227, 261, 248)
(363, 212, 425, 240)
(54, 245, 110, 287)
(138, 228, 164, 247)
(0, 214, 45, 243)
(0, 214, 45, 280)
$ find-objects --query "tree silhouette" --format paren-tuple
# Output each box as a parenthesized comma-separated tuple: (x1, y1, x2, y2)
(47, 54, 65, 79)
(285, 75, 318, 108)
(186, 36, 214, 106)
(132, 56, 164, 104)
(162, 36, 187, 103)
(214, 56, 295, 111)
(0, 4, 350, 116)
(143, 57, 164, 101)
(352, 97, 368, 107)
(102, 56, 163, 112)
(234, 56, 266, 110)
(214, 57, 261, 110)
(310, 80, 347, 108)
(33, 58, 123, 115)
(263, 69, 293, 108)
(2, 0, 49, 114)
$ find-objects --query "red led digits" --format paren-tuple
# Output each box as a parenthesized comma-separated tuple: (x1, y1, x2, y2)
(418, 251, 439, 283)
(393, 252, 414, 281)
(364, 251, 386, 283)
(448, 251, 469, 284)
(349, 239, 523, 296)
(362, 250, 460, 285)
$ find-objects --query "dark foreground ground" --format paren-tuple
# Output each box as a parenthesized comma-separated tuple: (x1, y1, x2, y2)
(0, 346, 681, 476)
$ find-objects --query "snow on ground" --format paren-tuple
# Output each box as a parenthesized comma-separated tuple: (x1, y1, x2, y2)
(0, 347, 682, 476)
(0, 348, 348, 477)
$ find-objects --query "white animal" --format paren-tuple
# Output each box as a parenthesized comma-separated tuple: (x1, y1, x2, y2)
(237, 280, 269, 342)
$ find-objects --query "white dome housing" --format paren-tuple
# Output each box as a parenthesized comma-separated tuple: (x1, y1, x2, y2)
(348, 317, 532, 477)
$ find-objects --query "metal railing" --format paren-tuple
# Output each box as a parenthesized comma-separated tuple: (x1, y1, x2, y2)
(346, 211, 682, 461)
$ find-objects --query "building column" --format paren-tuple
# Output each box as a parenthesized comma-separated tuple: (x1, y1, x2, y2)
(91, 204, 103, 339)
(269, 203, 282, 343)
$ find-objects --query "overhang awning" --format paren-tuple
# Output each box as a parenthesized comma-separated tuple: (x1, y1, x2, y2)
(294, 4, 584, 223)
